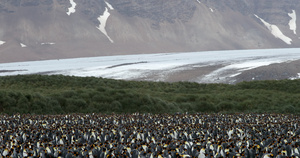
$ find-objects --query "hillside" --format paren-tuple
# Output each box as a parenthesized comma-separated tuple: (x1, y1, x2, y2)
(0, 0, 299, 62)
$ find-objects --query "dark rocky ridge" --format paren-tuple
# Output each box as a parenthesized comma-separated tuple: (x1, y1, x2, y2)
(0, 0, 299, 63)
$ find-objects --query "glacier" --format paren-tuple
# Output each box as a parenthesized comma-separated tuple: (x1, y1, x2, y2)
(1, 48, 300, 84)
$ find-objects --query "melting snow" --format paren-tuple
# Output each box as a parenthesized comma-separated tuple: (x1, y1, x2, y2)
(97, 7, 114, 43)
(290, 73, 300, 80)
(20, 43, 27, 48)
(0, 41, 5, 45)
(1, 48, 300, 84)
(196, 0, 201, 4)
(230, 73, 241, 78)
(288, 10, 297, 35)
(41, 42, 55, 45)
(105, 1, 114, 10)
(66, 0, 77, 16)
(209, 8, 214, 12)
(255, 14, 292, 45)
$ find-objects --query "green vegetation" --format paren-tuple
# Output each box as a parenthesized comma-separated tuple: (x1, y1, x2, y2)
(0, 75, 299, 114)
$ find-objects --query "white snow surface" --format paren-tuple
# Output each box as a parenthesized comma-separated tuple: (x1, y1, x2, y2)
(255, 14, 292, 45)
(290, 73, 300, 80)
(1, 48, 300, 83)
(105, 1, 114, 10)
(20, 43, 27, 48)
(288, 10, 297, 35)
(66, 0, 77, 16)
(0, 41, 5, 45)
(97, 7, 114, 43)
(209, 8, 214, 12)
(196, 0, 201, 4)
(41, 42, 55, 45)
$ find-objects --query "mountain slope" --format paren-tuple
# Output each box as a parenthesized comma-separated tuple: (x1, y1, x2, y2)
(0, 0, 299, 63)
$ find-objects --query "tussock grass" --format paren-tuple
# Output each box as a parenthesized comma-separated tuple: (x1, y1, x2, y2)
(0, 75, 299, 114)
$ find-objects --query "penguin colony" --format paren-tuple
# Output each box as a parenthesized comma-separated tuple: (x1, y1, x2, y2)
(0, 113, 300, 158)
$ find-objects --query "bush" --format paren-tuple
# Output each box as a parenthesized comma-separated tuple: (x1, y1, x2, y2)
(283, 105, 296, 113)
(66, 98, 87, 111)
(111, 101, 122, 112)
(0, 75, 300, 114)
(216, 101, 235, 112)
(195, 101, 216, 112)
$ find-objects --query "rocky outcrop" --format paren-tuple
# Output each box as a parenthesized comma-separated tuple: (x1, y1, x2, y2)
(0, 0, 299, 63)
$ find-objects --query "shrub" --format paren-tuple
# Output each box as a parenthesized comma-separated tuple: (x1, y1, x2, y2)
(283, 105, 296, 113)
(0, 75, 300, 114)
(216, 101, 234, 112)
(111, 101, 122, 112)
(195, 101, 216, 112)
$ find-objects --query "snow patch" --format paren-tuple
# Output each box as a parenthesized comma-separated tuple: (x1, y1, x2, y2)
(255, 14, 292, 45)
(209, 8, 214, 12)
(196, 0, 201, 4)
(0, 41, 5, 45)
(105, 1, 114, 10)
(97, 7, 114, 43)
(66, 0, 77, 16)
(41, 42, 55, 45)
(290, 73, 300, 80)
(20, 43, 27, 48)
(230, 73, 241, 78)
(288, 10, 297, 35)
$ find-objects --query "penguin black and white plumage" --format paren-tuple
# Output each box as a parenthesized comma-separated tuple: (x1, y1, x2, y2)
(1, 113, 300, 158)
